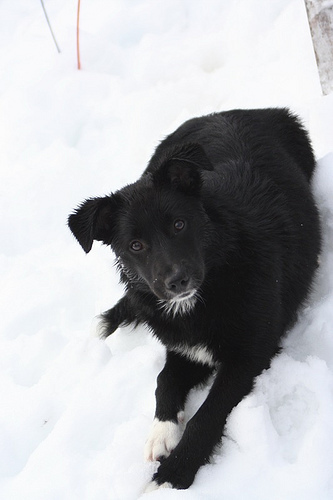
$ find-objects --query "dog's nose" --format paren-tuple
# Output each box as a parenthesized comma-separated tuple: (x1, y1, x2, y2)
(165, 270, 189, 294)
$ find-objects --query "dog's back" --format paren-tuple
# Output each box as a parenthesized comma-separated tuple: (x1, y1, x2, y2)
(147, 108, 315, 182)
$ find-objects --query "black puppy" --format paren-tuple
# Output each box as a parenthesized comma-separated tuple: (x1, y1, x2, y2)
(68, 108, 321, 491)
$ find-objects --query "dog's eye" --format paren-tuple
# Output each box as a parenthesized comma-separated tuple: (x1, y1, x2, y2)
(174, 219, 185, 232)
(130, 240, 144, 252)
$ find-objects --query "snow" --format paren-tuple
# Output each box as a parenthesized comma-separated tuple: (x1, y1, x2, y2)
(0, 0, 332, 499)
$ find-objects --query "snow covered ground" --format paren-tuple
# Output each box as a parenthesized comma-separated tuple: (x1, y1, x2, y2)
(0, 0, 333, 498)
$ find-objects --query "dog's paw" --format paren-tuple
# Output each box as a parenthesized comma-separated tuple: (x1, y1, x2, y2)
(144, 413, 184, 462)
(143, 481, 172, 493)
(149, 456, 197, 491)
(97, 311, 120, 339)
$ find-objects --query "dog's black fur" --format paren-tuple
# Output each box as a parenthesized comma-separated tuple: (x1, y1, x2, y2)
(68, 108, 321, 490)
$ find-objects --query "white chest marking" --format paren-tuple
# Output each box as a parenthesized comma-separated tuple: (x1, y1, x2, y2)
(171, 344, 216, 367)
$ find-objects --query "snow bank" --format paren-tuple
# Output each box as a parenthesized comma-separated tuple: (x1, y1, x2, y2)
(0, 1, 332, 499)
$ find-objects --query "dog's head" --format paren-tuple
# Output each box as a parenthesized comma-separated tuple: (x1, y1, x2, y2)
(68, 143, 213, 314)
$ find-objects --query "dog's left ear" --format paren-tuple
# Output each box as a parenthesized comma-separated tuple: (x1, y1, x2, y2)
(153, 143, 213, 195)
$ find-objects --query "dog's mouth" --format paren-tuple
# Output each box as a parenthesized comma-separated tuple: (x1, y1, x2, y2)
(158, 289, 198, 317)
(174, 289, 197, 300)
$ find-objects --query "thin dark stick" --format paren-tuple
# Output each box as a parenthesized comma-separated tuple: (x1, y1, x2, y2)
(40, 0, 61, 53)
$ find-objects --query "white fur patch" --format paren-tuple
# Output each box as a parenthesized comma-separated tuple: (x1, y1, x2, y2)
(144, 481, 172, 493)
(171, 343, 216, 367)
(159, 291, 197, 317)
(144, 413, 184, 462)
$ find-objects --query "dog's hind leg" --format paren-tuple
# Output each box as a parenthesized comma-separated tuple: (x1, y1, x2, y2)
(98, 294, 137, 338)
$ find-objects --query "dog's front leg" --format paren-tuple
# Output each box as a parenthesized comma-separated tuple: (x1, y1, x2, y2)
(99, 294, 136, 338)
(145, 351, 213, 465)
(147, 358, 267, 490)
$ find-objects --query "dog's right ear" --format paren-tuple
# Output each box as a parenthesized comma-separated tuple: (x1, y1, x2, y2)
(152, 143, 213, 196)
(68, 194, 120, 253)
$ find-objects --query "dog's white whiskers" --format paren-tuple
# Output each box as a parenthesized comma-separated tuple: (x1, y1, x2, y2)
(158, 292, 197, 317)
(195, 289, 205, 307)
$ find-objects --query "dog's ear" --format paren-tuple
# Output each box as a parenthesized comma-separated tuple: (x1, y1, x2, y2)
(153, 143, 213, 195)
(68, 194, 121, 253)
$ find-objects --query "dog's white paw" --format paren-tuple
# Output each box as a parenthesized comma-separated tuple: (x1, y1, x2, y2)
(144, 412, 184, 462)
(144, 481, 172, 493)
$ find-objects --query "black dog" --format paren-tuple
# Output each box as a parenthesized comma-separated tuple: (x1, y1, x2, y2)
(68, 108, 321, 491)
